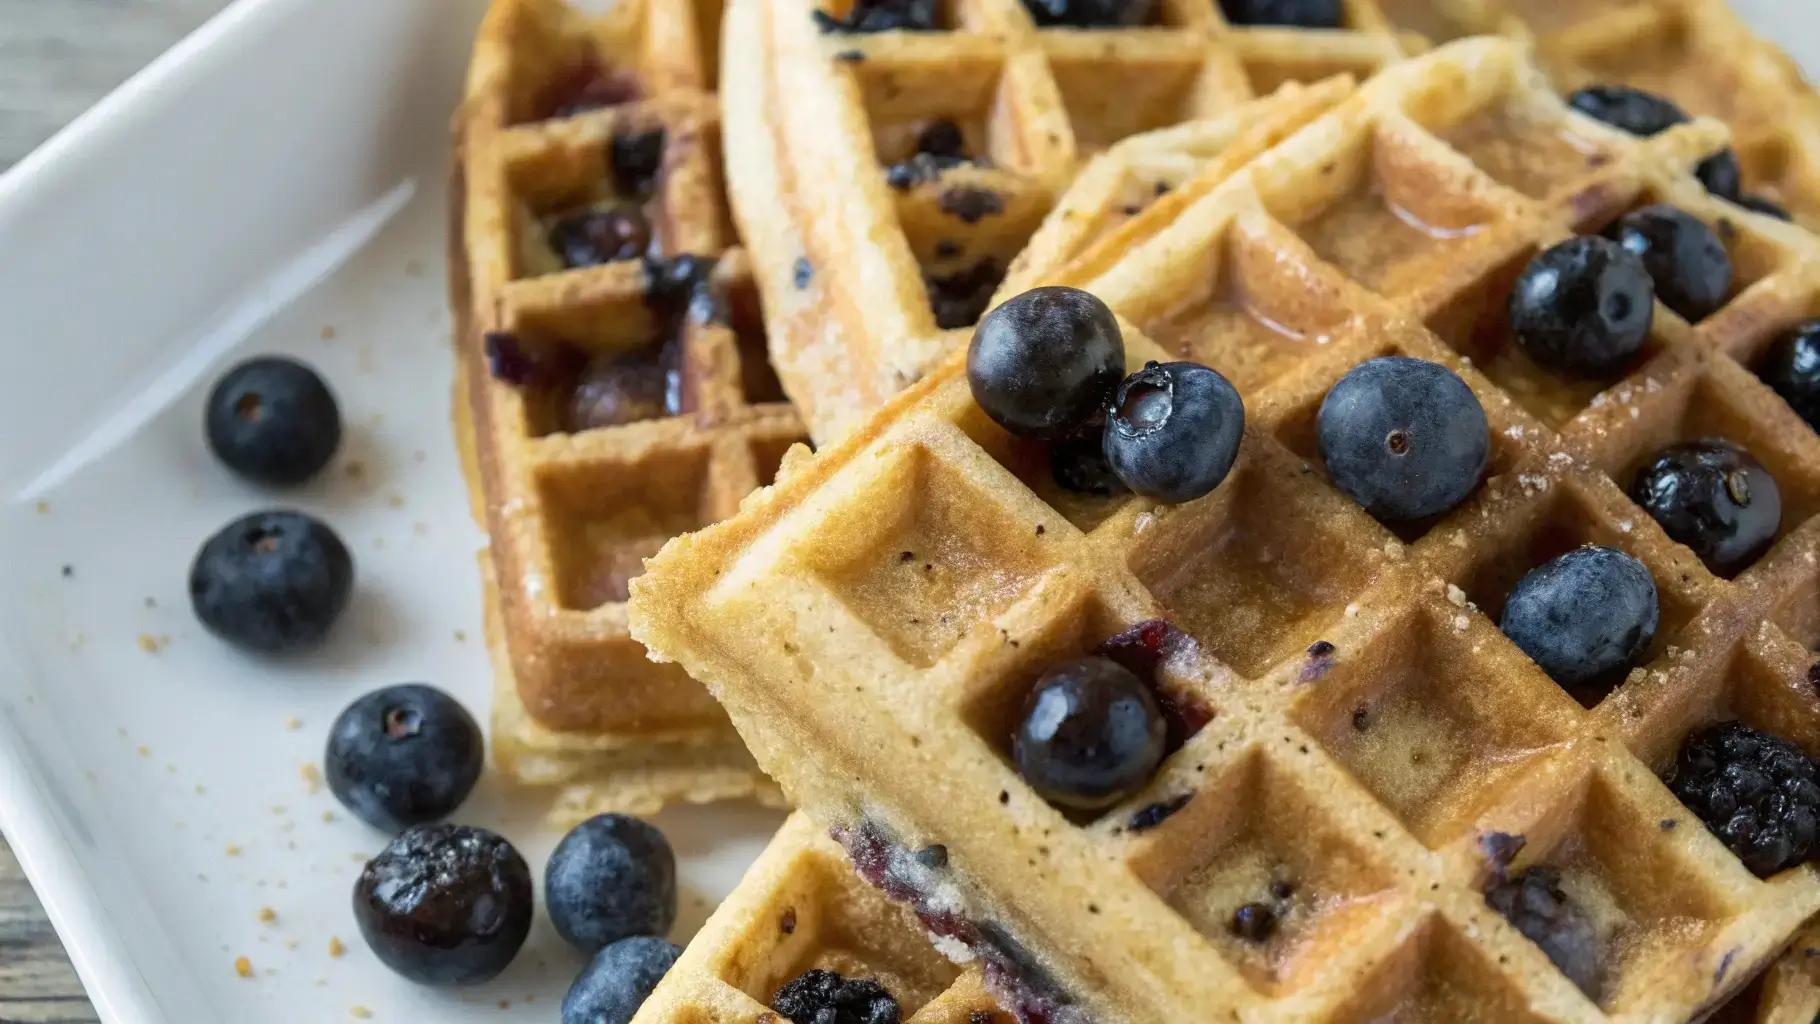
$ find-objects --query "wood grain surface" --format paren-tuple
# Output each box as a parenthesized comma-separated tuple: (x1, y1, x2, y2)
(0, 5, 236, 1017)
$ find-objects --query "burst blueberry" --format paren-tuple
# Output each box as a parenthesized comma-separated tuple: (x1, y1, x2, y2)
(204, 356, 342, 486)
(1013, 656, 1166, 811)
(1668, 722, 1820, 878)
(1508, 236, 1654, 377)
(1607, 205, 1732, 322)
(189, 511, 353, 653)
(546, 815, 677, 955)
(968, 286, 1125, 441)
(325, 685, 484, 834)
(1630, 439, 1780, 576)
(1758, 320, 1820, 431)
(1485, 868, 1599, 997)
(562, 936, 681, 1024)
(353, 824, 534, 986)
(1499, 546, 1659, 692)
(1102, 361, 1244, 503)
(1316, 356, 1489, 522)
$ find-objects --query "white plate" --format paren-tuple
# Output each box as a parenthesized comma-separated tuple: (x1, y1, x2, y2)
(0, 1, 1813, 1022)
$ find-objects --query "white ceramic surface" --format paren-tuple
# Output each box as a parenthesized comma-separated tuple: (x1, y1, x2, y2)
(0, 1, 1813, 1021)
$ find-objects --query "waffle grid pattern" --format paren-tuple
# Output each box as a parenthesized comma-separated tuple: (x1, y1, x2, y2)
(634, 38, 1820, 1021)
(454, 0, 803, 819)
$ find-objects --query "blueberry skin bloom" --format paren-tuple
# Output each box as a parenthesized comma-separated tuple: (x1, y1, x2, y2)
(1013, 656, 1166, 811)
(967, 286, 1125, 441)
(1500, 546, 1660, 691)
(562, 936, 682, 1024)
(1316, 356, 1490, 522)
(1102, 361, 1245, 503)
(546, 815, 678, 955)
(325, 685, 485, 834)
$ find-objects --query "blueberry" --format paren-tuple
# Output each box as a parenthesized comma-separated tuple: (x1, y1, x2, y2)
(562, 936, 682, 1024)
(1739, 194, 1794, 222)
(1630, 439, 1781, 576)
(1500, 546, 1660, 692)
(1695, 149, 1743, 202)
(325, 685, 484, 833)
(1509, 237, 1654, 378)
(1050, 435, 1128, 497)
(927, 259, 1004, 329)
(1218, 0, 1341, 27)
(610, 129, 665, 197)
(189, 511, 353, 652)
(1013, 656, 1166, 810)
(916, 120, 967, 159)
(968, 287, 1125, 441)
(1022, 0, 1154, 27)
(204, 356, 341, 486)
(1607, 205, 1732, 322)
(1102, 361, 1244, 503)
(549, 207, 652, 269)
(564, 344, 678, 431)
(1566, 85, 1689, 137)
(353, 824, 533, 986)
(1485, 868, 1599, 998)
(546, 815, 677, 954)
(1759, 320, 1820, 431)
(1315, 356, 1489, 522)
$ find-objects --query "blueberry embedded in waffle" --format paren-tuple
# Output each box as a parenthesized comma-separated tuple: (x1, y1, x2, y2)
(452, 0, 810, 820)
(631, 813, 1010, 1022)
(633, 37, 1820, 1020)
(723, 0, 1410, 444)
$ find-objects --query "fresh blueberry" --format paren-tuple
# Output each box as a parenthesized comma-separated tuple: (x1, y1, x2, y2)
(325, 685, 484, 834)
(549, 207, 652, 268)
(1316, 356, 1490, 522)
(1500, 546, 1660, 691)
(189, 511, 353, 652)
(1630, 439, 1781, 576)
(1102, 361, 1244, 503)
(610, 129, 665, 198)
(546, 815, 677, 954)
(1013, 656, 1166, 811)
(1739, 194, 1794, 221)
(562, 936, 682, 1024)
(1695, 150, 1743, 202)
(204, 356, 341, 486)
(1761, 321, 1820, 430)
(1022, 0, 1154, 27)
(1218, 0, 1341, 28)
(1607, 205, 1732, 322)
(1050, 435, 1128, 497)
(1566, 85, 1688, 137)
(1509, 236, 1654, 377)
(353, 824, 533, 986)
(968, 286, 1125, 441)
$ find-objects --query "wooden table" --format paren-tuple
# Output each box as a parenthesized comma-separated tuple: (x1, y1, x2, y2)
(0, 5, 235, 1017)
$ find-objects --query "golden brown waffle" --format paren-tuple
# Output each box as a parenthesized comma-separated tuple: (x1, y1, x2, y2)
(723, 0, 1410, 443)
(633, 812, 1010, 1023)
(452, 0, 806, 819)
(634, 37, 1820, 1020)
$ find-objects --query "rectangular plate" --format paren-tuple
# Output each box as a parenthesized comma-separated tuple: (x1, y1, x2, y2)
(0, 0, 1810, 1021)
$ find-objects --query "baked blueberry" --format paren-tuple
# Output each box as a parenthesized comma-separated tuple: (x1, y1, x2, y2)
(1758, 320, 1820, 431)
(565, 344, 677, 431)
(189, 511, 353, 652)
(812, 0, 939, 32)
(1102, 361, 1244, 503)
(1607, 205, 1732, 322)
(1485, 868, 1598, 997)
(1739, 194, 1794, 221)
(1630, 439, 1780, 576)
(772, 968, 900, 1024)
(1218, 0, 1341, 28)
(968, 286, 1125, 441)
(1668, 721, 1820, 877)
(926, 259, 1004, 329)
(1013, 656, 1166, 811)
(1508, 236, 1654, 377)
(1316, 356, 1489, 522)
(205, 356, 341, 486)
(353, 824, 533, 986)
(1500, 546, 1659, 692)
(562, 935, 681, 1024)
(546, 815, 677, 955)
(325, 685, 484, 834)
(1022, 0, 1154, 27)
(548, 207, 652, 268)
(1566, 85, 1744, 202)
(1229, 903, 1277, 943)
(1050, 435, 1128, 497)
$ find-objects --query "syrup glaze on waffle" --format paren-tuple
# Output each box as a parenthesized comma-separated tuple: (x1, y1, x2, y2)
(632, 812, 1011, 1023)
(634, 38, 1820, 1021)
(724, 0, 1410, 444)
(453, 0, 805, 820)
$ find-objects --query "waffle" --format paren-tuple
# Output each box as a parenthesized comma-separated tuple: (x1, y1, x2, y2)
(723, 0, 1410, 443)
(452, 0, 809, 819)
(633, 36, 1820, 1021)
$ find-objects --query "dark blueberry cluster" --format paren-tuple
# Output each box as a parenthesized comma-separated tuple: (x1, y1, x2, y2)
(886, 120, 980, 190)
(1758, 319, 1820, 431)
(1485, 868, 1599, 997)
(1629, 439, 1781, 576)
(1021, 0, 1154, 27)
(1315, 356, 1489, 523)
(1499, 546, 1659, 694)
(189, 511, 354, 653)
(771, 968, 901, 1024)
(813, 0, 939, 33)
(1013, 656, 1166, 811)
(1605, 205, 1732, 323)
(325, 684, 485, 834)
(927, 259, 1006, 329)
(1565, 85, 1749, 205)
(205, 357, 342, 486)
(352, 824, 535, 986)
(1668, 721, 1820, 878)
(1508, 236, 1654, 378)
(1218, 0, 1341, 28)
